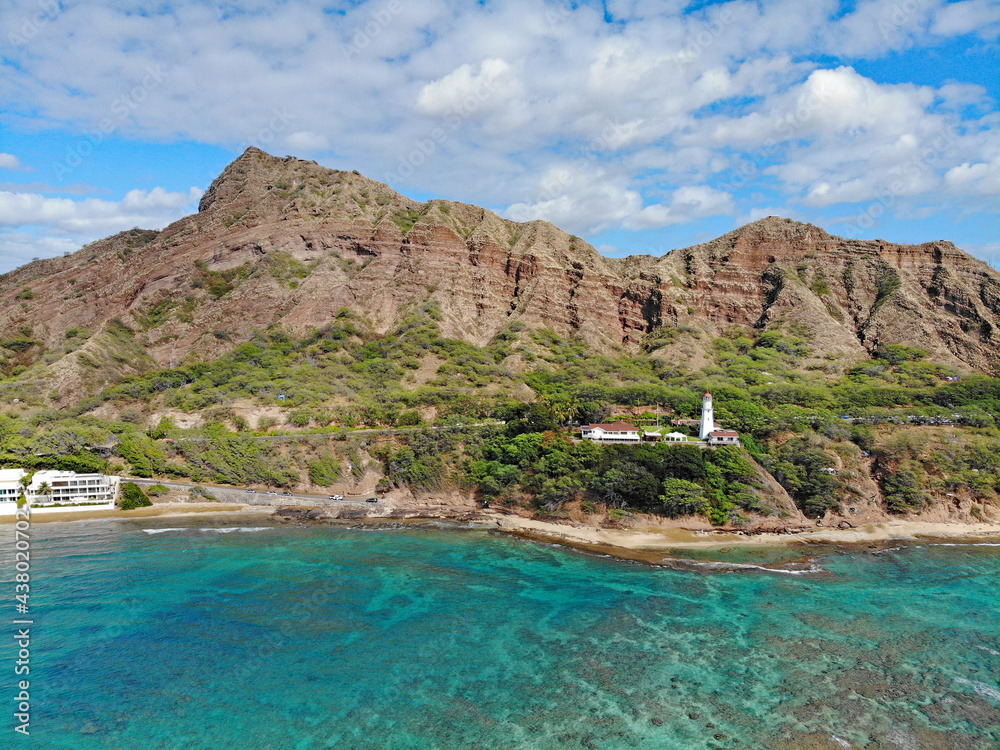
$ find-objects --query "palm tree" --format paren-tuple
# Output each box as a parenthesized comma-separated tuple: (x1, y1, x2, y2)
(542, 395, 579, 425)
(17, 474, 29, 508)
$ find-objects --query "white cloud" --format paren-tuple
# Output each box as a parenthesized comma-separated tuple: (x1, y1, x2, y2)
(503, 166, 733, 234)
(931, 0, 1000, 38)
(0, 187, 202, 271)
(688, 65, 982, 209)
(0, 187, 202, 233)
(0, 154, 22, 170)
(0, 0, 995, 256)
(624, 186, 735, 229)
(0, 231, 80, 268)
(945, 157, 1000, 195)
(418, 58, 512, 116)
(503, 165, 644, 235)
(698, 67, 938, 148)
(286, 131, 330, 151)
(827, 0, 937, 57)
(416, 57, 530, 134)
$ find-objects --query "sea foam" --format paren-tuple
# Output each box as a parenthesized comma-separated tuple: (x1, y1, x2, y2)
(199, 527, 271, 533)
(955, 677, 1000, 702)
(674, 559, 826, 575)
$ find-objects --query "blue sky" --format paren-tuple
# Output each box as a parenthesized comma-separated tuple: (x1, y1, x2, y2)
(1, 0, 998, 273)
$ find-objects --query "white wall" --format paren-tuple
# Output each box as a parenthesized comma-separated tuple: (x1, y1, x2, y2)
(0, 500, 116, 517)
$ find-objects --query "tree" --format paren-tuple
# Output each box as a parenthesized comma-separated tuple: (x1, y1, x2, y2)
(17, 474, 30, 508)
(576, 400, 611, 425)
(524, 401, 560, 433)
(308, 454, 342, 486)
(876, 344, 928, 366)
(147, 416, 177, 440)
(594, 463, 659, 509)
(542, 395, 578, 424)
(536, 476, 584, 509)
(707, 447, 757, 483)
(661, 444, 706, 481)
(766, 439, 839, 517)
(716, 401, 767, 434)
(119, 482, 152, 511)
(658, 479, 708, 518)
(880, 464, 926, 513)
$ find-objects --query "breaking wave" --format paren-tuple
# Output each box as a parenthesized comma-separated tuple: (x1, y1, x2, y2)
(669, 559, 826, 576)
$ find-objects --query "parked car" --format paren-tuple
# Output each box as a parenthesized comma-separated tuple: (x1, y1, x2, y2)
(329, 494, 345, 501)
(366, 497, 378, 503)
(281, 491, 292, 496)
(245, 489, 256, 493)
(266, 491, 278, 496)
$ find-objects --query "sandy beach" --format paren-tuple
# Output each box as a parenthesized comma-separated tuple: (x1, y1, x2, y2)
(2, 502, 277, 524)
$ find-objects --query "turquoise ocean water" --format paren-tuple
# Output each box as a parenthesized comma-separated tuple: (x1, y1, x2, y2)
(3, 518, 1000, 750)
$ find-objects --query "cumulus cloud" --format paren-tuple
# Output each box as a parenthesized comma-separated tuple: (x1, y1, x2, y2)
(503, 166, 644, 235)
(503, 166, 733, 234)
(285, 131, 330, 151)
(931, 0, 1000, 38)
(0, 231, 79, 264)
(0, 154, 22, 170)
(945, 157, 1000, 195)
(416, 58, 530, 134)
(698, 67, 938, 148)
(0, 187, 202, 271)
(0, 0, 995, 262)
(624, 186, 735, 229)
(418, 59, 512, 116)
(0, 187, 202, 233)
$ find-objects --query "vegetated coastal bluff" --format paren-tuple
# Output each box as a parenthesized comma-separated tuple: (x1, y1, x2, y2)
(1, 147, 1000, 547)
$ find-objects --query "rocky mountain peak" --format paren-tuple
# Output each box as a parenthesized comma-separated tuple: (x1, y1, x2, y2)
(1, 148, 998, 401)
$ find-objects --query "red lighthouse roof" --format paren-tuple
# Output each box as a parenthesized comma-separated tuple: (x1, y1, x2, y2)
(704, 391, 712, 397)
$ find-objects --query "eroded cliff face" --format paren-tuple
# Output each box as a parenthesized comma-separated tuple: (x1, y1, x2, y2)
(640, 219, 1000, 370)
(1, 147, 998, 397)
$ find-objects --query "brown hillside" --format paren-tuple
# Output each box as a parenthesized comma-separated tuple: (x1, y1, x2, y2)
(1, 147, 998, 397)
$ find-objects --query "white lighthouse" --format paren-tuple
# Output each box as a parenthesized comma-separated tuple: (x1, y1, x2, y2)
(699, 391, 715, 440)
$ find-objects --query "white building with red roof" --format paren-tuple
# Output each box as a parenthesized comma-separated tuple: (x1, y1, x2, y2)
(581, 422, 641, 444)
(707, 429, 740, 446)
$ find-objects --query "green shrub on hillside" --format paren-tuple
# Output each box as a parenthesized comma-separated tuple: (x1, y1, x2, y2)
(308, 454, 342, 486)
(119, 482, 152, 510)
(763, 439, 839, 517)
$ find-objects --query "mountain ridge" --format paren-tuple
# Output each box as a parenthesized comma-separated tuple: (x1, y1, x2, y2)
(1, 147, 998, 399)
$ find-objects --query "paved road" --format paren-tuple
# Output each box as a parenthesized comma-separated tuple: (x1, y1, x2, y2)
(126, 476, 378, 507)
(162, 421, 503, 444)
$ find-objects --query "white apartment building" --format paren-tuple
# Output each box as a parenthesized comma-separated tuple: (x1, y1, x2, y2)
(0, 468, 120, 511)
(0, 469, 25, 504)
